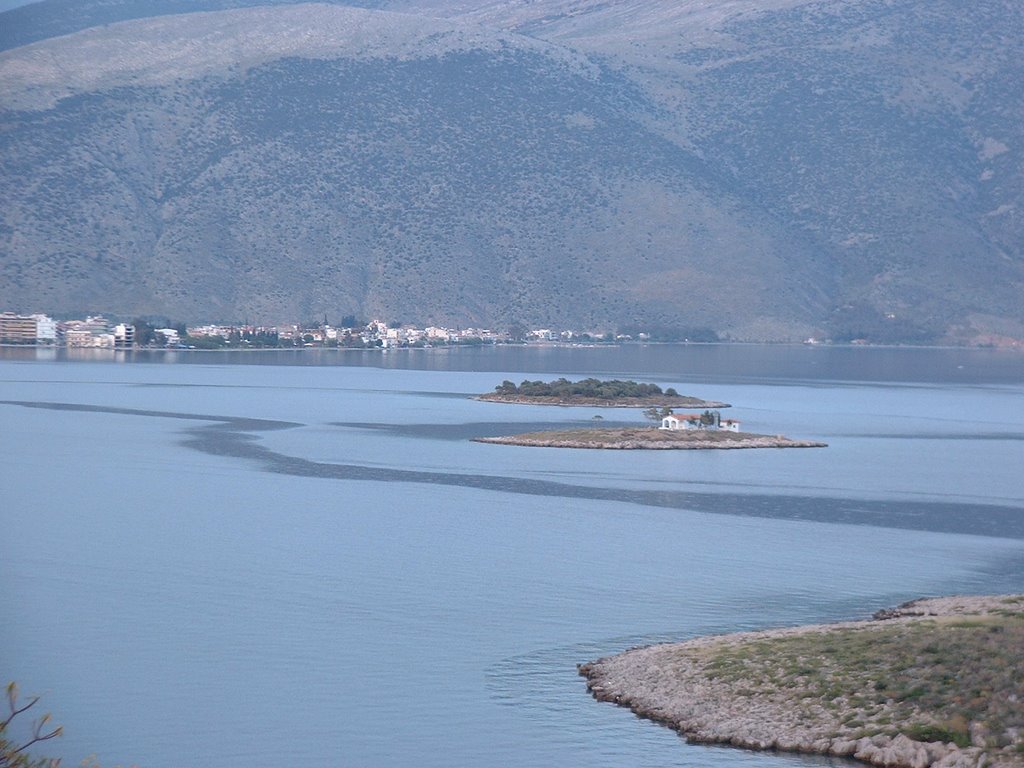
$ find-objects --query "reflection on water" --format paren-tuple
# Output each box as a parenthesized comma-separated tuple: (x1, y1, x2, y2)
(3, 342, 1024, 383)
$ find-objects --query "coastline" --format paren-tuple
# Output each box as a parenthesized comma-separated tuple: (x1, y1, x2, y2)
(473, 427, 825, 449)
(579, 595, 1024, 768)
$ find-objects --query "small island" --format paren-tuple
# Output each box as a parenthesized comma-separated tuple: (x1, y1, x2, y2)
(579, 595, 1024, 768)
(476, 378, 729, 408)
(473, 427, 825, 449)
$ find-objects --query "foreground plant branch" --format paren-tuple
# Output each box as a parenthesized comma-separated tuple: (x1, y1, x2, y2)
(1, 682, 62, 768)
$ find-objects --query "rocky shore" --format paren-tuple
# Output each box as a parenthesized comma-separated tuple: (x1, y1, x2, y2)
(579, 595, 1024, 768)
(473, 427, 826, 449)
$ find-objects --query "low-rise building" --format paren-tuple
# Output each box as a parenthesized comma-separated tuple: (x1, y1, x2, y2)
(188, 324, 235, 338)
(660, 411, 741, 432)
(425, 326, 455, 341)
(61, 316, 114, 347)
(155, 328, 180, 346)
(64, 329, 115, 348)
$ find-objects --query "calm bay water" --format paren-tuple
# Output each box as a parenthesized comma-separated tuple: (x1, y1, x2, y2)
(2, 345, 1023, 767)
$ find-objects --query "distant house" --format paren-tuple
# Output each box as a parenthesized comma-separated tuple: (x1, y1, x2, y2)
(660, 411, 741, 432)
(155, 328, 180, 347)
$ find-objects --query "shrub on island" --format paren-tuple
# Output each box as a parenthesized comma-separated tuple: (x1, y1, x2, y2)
(493, 378, 678, 400)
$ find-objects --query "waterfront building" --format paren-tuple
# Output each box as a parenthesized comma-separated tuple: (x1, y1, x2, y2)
(61, 316, 114, 347)
(0, 312, 38, 344)
(32, 314, 57, 344)
(114, 323, 135, 348)
(155, 328, 180, 346)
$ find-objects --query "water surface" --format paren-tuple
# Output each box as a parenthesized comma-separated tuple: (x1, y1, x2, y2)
(1, 346, 1022, 767)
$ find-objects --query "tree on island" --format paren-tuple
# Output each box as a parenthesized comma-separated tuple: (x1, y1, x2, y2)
(643, 406, 673, 423)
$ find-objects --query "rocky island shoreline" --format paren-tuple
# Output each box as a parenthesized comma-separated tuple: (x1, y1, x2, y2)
(579, 595, 1024, 768)
(473, 427, 825, 449)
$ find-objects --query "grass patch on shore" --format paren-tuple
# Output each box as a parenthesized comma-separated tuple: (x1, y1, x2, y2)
(699, 615, 1024, 751)
(492, 428, 757, 444)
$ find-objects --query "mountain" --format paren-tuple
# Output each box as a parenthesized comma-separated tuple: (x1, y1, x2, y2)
(1, 0, 1021, 343)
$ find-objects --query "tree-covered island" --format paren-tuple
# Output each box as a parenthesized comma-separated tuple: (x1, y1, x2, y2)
(473, 378, 827, 448)
(477, 378, 729, 408)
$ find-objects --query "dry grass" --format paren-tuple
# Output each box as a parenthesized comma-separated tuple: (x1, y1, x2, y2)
(698, 610, 1024, 753)
(474, 427, 822, 448)
(502, 427, 747, 443)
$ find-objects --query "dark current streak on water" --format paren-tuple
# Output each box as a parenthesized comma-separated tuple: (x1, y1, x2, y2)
(7, 399, 1024, 541)
(330, 420, 640, 440)
(0, 399, 301, 431)
(831, 432, 1024, 441)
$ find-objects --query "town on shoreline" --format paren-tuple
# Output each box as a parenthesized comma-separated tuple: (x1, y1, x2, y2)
(8, 309, 1019, 350)
(0, 311, 726, 350)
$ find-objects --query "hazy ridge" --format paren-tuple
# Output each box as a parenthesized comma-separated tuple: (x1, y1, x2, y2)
(1, 0, 1020, 341)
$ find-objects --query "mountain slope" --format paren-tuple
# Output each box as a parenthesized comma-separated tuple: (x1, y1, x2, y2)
(0, 0, 1021, 342)
(446, 0, 1024, 342)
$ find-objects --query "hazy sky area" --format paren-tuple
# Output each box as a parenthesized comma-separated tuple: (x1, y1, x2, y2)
(0, 0, 38, 10)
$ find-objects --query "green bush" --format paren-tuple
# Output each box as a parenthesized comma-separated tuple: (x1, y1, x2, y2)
(904, 723, 971, 748)
(493, 377, 673, 399)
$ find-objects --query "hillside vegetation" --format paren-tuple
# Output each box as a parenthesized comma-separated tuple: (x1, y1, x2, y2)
(1, 0, 1021, 343)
